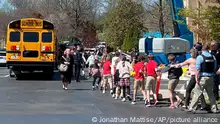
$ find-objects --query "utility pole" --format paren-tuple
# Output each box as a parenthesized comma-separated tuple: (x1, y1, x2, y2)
(159, 0, 165, 38)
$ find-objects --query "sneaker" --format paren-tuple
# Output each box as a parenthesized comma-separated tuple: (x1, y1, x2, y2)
(211, 110, 219, 114)
(186, 109, 196, 114)
(146, 103, 151, 107)
(102, 90, 106, 94)
(154, 100, 158, 106)
(110, 90, 113, 95)
(112, 94, 115, 98)
(115, 96, 118, 100)
(119, 96, 122, 99)
(144, 99, 148, 105)
(200, 107, 208, 111)
(96, 84, 99, 88)
(131, 101, 136, 105)
(182, 105, 188, 109)
(92, 86, 95, 90)
(126, 95, 132, 101)
(211, 105, 219, 114)
(122, 98, 126, 102)
(169, 104, 175, 109)
(62, 85, 65, 89)
(174, 99, 182, 108)
(64, 87, 68, 90)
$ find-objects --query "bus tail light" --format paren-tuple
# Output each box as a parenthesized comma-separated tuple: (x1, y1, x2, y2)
(11, 45, 20, 51)
(42, 46, 51, 51)
(11, 46, 16, 50)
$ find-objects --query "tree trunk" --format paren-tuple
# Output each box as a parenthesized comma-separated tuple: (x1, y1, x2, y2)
(159, 0, 165, 38)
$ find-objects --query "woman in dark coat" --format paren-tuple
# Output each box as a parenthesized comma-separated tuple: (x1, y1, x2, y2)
(60, 48, 74, 90)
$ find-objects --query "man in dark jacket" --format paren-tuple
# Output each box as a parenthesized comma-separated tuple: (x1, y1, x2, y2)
(73, 45, 83, 82)
(210, 41, 220, 101)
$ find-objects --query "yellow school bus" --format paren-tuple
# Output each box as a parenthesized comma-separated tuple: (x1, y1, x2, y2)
(6, 18, 56, 79)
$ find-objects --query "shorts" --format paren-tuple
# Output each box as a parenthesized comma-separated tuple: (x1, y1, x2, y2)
(103, 74, 112, 80)
(146, 76, 156, 92)
(119, 78, 130, 87)
(134, 79, 145, 91)
(103, 74, 112, 84)
(168, 79, 179, 91)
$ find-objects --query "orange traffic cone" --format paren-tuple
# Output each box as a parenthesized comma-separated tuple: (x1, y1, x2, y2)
(156, 73, 162, 98)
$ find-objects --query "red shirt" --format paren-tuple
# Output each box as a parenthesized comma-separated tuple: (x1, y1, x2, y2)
(133, 62, 145, 80)
(145, 60, 158, 78)
(103, 60, 111, 75)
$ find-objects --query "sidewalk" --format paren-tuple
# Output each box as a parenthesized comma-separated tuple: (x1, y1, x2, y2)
(159, 72, 220, 102)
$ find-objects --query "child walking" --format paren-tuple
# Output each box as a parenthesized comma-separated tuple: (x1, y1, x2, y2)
(102, 55, 113, 94)
(117, 56, 132, 102)
(132, 56, 147, 105)
(91, 59, 101, 90)
(145, 54, 158, 107)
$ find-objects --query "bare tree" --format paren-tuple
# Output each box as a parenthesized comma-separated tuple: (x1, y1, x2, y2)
(53, 0, 101, 46)
(144, 0, 173, 37)
(0, 11, 8, 38)
(8, 0, 41, 18)
(0, 9, 15, 48)
(4, 0, 108, 47)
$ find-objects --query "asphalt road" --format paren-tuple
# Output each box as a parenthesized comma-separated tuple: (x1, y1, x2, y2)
(0, 67, 219, 124)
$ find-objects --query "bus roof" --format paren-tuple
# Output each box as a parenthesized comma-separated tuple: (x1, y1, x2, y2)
(8, 18, 52, 25)
(8, 18, 54, 29)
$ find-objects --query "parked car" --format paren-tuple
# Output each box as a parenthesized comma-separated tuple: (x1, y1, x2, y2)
(0, 50, 6, 67)
(110, 52, 131, 62)
(84, 48, 96, 54)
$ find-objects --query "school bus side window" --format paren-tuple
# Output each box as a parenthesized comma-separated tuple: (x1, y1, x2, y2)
(42, 32, 52, 42)
(23, 32, 39, 42)
(10, 32, 20, 42)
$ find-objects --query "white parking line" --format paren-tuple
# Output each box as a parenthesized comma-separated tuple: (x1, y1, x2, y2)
(4, 75, 9, 77)
(0, 75, 9, 78)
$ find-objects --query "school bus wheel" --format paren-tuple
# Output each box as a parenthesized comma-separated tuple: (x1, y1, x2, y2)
(9, 68, 15, 77)
(43, 68, 54, 79)
(12, 69, 22, 80)
(15, 73, 22, 80)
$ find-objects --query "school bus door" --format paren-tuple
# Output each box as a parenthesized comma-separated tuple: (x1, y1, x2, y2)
(21, 31, 41, 61)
